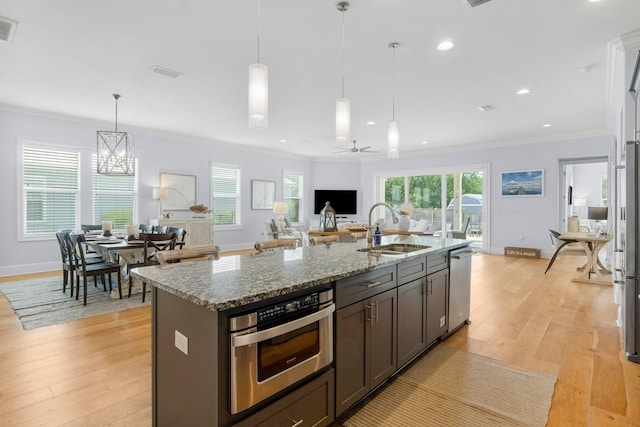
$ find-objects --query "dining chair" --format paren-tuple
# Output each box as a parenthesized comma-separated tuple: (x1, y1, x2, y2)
(138, 224, 153, 233)
(447, 217, 471, 239)
(544, 229, 579, 274)
(68, 233, 122, 305)
(254, 239, 298, 253)
(130, 232, 177, 301)
(165, 227, 187, 249)
(309, 235, 341, 246)
(152, 225, 168, 234)
(81, 224, 102, 233)
(56, 230, 104, 296)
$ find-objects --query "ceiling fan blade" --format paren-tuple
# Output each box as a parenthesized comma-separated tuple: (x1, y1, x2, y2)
(359, 146, 371, 151)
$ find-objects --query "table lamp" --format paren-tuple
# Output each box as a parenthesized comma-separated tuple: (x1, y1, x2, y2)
(273, 202, 289, 230)
(587, 206, 608, 235)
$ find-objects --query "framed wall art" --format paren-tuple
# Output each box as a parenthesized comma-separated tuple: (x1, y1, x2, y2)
(251, 179, 276, 210)
(159, 173, 196, 210)
(501, 169, 544, 197)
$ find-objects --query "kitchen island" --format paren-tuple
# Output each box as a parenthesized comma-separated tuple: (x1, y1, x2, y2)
(132, 235, 472, 427)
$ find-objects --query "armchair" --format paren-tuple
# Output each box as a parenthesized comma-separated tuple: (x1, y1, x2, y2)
(264, 219, 307, 245)
(447, 217, 470, 239)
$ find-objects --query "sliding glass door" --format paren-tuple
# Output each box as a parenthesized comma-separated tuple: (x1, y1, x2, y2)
(376, 164, 488, 252)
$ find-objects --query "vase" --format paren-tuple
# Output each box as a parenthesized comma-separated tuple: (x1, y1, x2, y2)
(398, 214, 410, 231)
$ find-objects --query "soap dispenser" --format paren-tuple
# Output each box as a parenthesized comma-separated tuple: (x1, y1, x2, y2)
(373, 225, 382, 247)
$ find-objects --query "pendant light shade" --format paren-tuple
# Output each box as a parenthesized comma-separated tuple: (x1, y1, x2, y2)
(96, 94, 135, 176)
(336, 97, 350, 144)
(335, 1, 350, 147)
(387, 120, 399, 159)
(387, 42, 400, 159)
(248, 0, 268, 130)
(248, 62, 268, 129)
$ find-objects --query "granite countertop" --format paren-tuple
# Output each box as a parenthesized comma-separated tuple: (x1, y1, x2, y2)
(131, 235, 469, 312)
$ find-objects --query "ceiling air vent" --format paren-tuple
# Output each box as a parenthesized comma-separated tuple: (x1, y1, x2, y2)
(0, 16, 19, 43)
(464, 0, 492, 8)
(478, 104, 496, 112)
(150, 65, 182, 79)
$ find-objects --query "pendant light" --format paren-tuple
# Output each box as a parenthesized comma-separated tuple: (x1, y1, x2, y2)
(335, 1, 350, 147)
(248, 0, 268, 129)
(388, 42, 400, 159)
(96, 94, 135, 176)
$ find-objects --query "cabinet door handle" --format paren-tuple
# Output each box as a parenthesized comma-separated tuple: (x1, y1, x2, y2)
(375, 300, 379, 324)
(362, 281, 382, 288)
(422, 278, 428, 295)
(429, 279, 433, 296)
(366, 302, 374, 325)
(290, 419, 304, 427)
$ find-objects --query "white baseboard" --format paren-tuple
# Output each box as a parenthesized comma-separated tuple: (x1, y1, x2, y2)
(0, 261, 59, 278)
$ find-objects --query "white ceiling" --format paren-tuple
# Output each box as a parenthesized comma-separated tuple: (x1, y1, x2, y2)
(0, 0, 639, 159)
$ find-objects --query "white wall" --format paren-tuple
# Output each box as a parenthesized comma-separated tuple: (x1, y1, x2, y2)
(0, 108, 313, 275)
(0, 107, 613, 276)
(356, 136, 612, 257)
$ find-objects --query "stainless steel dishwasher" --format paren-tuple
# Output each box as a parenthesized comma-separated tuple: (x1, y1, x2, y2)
(448, 247, 474, 334)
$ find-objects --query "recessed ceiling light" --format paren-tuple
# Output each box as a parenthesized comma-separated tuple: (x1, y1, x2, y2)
(279, 139, 287, 142)
(437, 40, 455, 51)
(516, 88, 531, 95)
(588, 0, 602, 3)
(542, 124, 552, 128)
(421, 141, 429, 145)
(366, 121, 376, 125)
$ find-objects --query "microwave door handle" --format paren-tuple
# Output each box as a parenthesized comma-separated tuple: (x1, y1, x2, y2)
(232, 304, 335, 348)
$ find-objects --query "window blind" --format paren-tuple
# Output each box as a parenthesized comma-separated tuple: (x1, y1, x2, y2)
(92, 154, 136, 229)
(212, 164, 240, 226)
(23, 146, 79, 235)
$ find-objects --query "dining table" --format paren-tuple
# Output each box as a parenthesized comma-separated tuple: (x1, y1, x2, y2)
(559, 231, 612, 285)
(85, 235, 147, 298)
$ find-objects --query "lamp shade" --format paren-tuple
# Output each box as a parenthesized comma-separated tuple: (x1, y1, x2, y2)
(248, 63, 268, 129)
(273, 201, 289, 214)
(387, 120, 399, 158)
(336, 98, 350, 146)
(587, 206, 608, 221)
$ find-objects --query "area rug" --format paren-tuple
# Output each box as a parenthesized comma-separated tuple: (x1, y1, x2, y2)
(0, 275, 149, 330)
(343, 345, 557, 427)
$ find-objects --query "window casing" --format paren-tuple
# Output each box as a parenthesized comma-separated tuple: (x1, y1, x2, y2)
(283, 171, 303, 223)
(21, 144, 80, 238)
(212, 164, 241, 227)
(91, 154, 137, 229)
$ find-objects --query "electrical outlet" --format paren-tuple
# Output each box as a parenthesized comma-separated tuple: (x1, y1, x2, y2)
(175, 330, 188, 355)
(440, 316, 446, 328)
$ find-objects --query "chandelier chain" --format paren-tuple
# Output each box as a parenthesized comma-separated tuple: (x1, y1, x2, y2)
(257, 0, 261, 63)
(341, 10, 345, 98)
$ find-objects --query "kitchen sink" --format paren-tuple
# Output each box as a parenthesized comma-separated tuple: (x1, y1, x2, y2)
(357, 243, 431, 255)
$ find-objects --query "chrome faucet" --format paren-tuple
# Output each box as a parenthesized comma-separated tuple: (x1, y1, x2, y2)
(367, 202, 399, 247)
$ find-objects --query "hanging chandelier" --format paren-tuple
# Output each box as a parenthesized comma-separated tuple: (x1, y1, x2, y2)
(387, 42, 400, 159)
(248, 0, 268, 129)
(335, 1, 350, 147)
(96, 94, 135, 175)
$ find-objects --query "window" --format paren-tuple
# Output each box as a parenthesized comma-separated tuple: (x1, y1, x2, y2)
(92, 154, 137, 228)
(21, 144, 79, 238)
(212, 164, 241, 226)
(283, 171, 303, 223)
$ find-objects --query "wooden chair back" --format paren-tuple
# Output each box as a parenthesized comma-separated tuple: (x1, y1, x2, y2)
(309, 235, 340, 246)
(155, 245, 221, 266)
(139, 232, 177, 265)
(254, 239, 298, 253)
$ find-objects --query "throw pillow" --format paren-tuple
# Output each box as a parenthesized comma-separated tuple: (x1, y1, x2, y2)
(271, 218, 281, 234)
(284, 217, 292, 228)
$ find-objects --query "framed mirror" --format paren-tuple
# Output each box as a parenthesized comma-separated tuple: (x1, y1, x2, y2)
(159, 173, 196, 211)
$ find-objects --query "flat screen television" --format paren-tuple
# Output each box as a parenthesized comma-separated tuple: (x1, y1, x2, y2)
(314, 189, 357, 215)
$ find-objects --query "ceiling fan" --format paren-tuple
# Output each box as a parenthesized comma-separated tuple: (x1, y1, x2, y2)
(335, 140, 378, 154)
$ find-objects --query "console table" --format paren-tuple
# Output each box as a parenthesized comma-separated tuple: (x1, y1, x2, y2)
(159, 218, 214, 248)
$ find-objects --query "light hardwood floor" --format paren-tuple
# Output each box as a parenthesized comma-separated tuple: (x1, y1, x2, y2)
(0, 253, 639, 426)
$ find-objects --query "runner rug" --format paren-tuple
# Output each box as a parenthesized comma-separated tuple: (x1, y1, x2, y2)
(343, 345, 556, 427)
(0, 275, 149, 330)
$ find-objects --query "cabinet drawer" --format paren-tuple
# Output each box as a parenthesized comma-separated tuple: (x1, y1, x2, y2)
(397, 256, 427, 285)
(234, 369, 334, 427)
(427, 252, 448, 275)
(335, 266, 396, 309)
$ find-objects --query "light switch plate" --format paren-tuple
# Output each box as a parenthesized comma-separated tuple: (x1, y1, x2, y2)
(175, 330, 188, 355)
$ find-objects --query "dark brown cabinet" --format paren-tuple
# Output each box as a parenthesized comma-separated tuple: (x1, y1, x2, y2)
(335, 287, 397, 416)
(426, 268, 449, 346)
(234, 369, 334, 427)
(397, 276, 427, 368)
